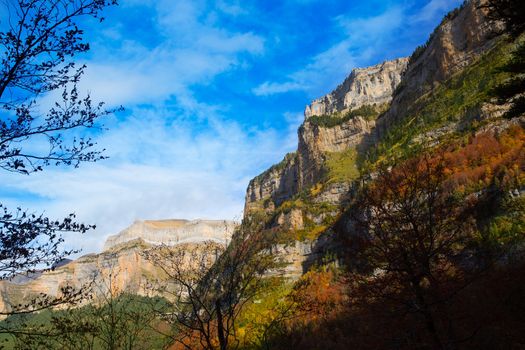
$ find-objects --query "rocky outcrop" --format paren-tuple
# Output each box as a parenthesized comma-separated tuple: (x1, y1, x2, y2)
(244, 153, 298, 213)
(0, 219, 237, 313)
(377, 0, 503, 134)
(104, 219, 237, 250)
(243, 0, 504, 277)
(297, 116, 375, 190)
(244, 60, 399, 276)
(304, 58, 408, 118)
(245, 61, 391, 213)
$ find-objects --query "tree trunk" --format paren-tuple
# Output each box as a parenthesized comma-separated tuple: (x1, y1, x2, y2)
(216, 298, 227, 350)
(412, 278, 445, 350)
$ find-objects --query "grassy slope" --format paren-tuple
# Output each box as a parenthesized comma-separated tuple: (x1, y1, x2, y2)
(364, 39, 514, 168)
(235, 33, 525, 347)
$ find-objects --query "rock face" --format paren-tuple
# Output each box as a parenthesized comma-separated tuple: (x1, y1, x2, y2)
(103, 219, 236, 250)
(377, 0, 502, 135)
(297, 115, 375, 190)
(244, 0, 502, 277)
(0, 242, 159, 313)
(0, 219, 237, 313)
(244, 60, 404, 277)
(304, 58, 408, 118)
(245, 57, 397, 213)
(245, 153, 299, 213)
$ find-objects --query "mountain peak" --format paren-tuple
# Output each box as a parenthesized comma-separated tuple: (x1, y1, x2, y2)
(103, 219, 238, 251)
(304, 57, 408, 118)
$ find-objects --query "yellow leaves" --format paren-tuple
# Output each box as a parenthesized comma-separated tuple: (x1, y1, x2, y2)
(310, 183, 323, 196)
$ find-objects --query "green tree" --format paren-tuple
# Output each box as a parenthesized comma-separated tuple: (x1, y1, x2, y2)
(491, 40, 525, 119)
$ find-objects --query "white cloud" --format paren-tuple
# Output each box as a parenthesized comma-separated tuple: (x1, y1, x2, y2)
(75, 0, 264, 108)
(216, 0, 249, 17)
(335, 6, 405, 43)
(0, 105, 298, 255)
(0, 0, 276, 257)
(252, 81, 303, 96)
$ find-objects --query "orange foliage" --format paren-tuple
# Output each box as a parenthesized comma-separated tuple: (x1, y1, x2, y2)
(442, 125, 525, 191)
(287, 268, 347, 325)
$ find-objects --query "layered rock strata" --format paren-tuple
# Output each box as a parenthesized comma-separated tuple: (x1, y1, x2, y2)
(304, 58, 408, 118)
(104, 219, 236, 250)
(0, 219, 237, 313)
(245, 57, 403, 213)
(244, 0, 502, 276)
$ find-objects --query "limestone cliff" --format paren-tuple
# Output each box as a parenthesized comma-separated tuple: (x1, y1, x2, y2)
(304, 58, 408, 118)
(376, 0, 503, 135)
(244, 58, 403, 276)
(0, 219, 237, 313)
(244, 0, 504, 276)
(245, 57, 400, 214)
(245, 0, 501, 221)
(104, 219, 236, 250)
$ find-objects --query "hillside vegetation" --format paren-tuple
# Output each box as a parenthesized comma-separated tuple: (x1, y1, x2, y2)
(2, 1, 524, 349)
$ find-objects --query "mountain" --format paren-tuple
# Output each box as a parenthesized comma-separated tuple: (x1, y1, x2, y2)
(243, 0, 521, 276)
(0, 219, 237, 314)
(103, 219, 236, 250)
(233, 1, 525, 347)
(3, 1, 524, 347)
(246, 57, 408, 216)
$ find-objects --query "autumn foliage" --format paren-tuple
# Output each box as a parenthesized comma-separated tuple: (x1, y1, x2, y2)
(264, 125, 525, 350)
(442, 125, 525, 191)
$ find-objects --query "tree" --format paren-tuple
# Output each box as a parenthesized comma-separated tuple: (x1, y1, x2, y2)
(350, 155, 480, 350)
(490, 39, 525, 119)
(87, 263, 167, 350)
(0, 0, 118, 306)
(482, 0, 525, 119)
(143, 221, 281, 350)
(5, 262, 167, 350)
(482, 0, 525, 38)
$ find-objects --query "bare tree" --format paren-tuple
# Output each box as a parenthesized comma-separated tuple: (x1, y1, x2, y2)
(0, 0, 119, 314)
(143, 222, 281, 350)
(0, 0, 119, 174)
(350, 155, 479, 350)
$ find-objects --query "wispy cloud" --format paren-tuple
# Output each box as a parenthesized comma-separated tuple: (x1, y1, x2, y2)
(253, 81, 303, 96)
(78, 0, 264, 107)
(251, 5, 404, 98)
(252, 0, 461, 98)
(0, 0, 464, 257)
(0, 0, 274, 255)
(0, 106, 298, 254)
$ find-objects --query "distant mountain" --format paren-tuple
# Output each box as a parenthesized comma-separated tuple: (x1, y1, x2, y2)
(0, 219, 237, 313)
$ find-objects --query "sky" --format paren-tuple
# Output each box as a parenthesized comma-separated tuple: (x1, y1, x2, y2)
(0, 0, 462, 255)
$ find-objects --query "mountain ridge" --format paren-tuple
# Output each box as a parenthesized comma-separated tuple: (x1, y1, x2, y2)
(242, 0, 516, 277)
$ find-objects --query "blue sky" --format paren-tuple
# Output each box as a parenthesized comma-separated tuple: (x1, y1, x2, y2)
(0, 0, 462, 254)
